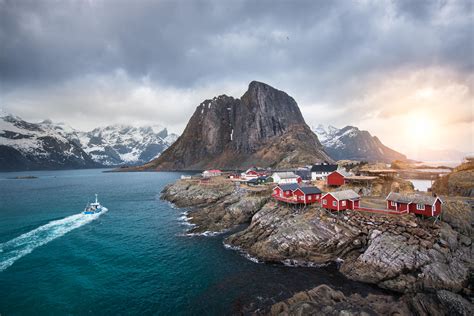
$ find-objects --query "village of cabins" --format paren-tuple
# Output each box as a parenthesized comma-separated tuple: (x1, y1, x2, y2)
(184, 163, 443, 219)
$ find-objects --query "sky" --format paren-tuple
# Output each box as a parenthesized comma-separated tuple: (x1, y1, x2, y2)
(0, 0, 473, 160)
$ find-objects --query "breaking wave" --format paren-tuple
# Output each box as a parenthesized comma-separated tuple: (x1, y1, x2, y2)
(0, 208, 107, 272)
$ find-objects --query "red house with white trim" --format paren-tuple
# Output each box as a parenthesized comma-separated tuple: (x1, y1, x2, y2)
(272, 184, 322, 205)
(293, 186, 322, 204)
(327, 170, 351, 187)
(321, 190, 360, 211)
(386, 192, 443, 217)
(273, 183, 300, 198)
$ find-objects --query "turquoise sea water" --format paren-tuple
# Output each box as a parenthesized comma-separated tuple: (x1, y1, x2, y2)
(0, 169, 380, 315)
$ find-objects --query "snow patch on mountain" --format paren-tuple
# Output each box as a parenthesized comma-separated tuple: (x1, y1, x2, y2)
(41, 122, 179, 166)
(313, 124, 406, 162)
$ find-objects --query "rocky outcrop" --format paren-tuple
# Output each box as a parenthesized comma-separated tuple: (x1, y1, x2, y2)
(140, 81, 332, 170)
(161, 177, 473, 313)
(226, 205, 472, 295)
(161, 178, 269, 234)
(269, 284, 473, 316)
(432, 158, 474, 197)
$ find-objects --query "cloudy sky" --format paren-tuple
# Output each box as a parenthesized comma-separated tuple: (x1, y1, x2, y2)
(1, 0, 473, 160)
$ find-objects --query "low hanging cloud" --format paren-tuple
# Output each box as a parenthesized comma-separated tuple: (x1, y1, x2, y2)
(1, 0, 473, 155)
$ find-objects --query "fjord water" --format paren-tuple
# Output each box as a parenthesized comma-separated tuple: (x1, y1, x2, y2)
(1, 169, 377, 314)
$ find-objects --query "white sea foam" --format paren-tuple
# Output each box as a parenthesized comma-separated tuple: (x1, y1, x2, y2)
(223, 242, 261, 263)
(0, 208, 107, 272)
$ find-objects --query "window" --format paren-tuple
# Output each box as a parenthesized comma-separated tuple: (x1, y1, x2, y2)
(391, 201, 396, 207)
(342, 201, 346, 206)
(323, 200, 327, 205)
(332, 201, 337, 207)
(416, 204, 425, 210)
(308, 195, 312, 201)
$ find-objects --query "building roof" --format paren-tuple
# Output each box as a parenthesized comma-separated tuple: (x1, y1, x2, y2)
(278, 183, 300, 191)
(331, 170, 352, 177)
(386, 192, 442, 205)
(295, 170, 311, 180)
(297, 186, 322, 195)
(311, 164, 338, 172)
(325, 190, 360, 200)
(273, 171, 299, 179)
(204, 169, 222, 173)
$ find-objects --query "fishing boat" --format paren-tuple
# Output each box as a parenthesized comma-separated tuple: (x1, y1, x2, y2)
(83, 194, 105, 214)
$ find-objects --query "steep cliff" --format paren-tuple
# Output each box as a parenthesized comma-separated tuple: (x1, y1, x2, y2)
(141, 81, 332, 170)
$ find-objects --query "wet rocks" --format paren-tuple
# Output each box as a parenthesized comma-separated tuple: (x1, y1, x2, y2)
(269, 285, 474, 316)
(161, 179, 269, 233)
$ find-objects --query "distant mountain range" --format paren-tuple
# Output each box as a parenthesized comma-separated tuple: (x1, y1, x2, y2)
(1, 86, 413, 171)
(0, 112, 178, 171)
(313, 124, 407, 163)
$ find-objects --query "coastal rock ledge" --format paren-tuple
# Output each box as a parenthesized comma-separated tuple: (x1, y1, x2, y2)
(161, 178, 269, 234)
(162, 179, 473, 314)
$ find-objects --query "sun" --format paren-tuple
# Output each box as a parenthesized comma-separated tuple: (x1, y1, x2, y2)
(410, 116, 435, 143)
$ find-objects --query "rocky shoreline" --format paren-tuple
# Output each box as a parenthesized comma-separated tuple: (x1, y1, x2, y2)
(161, 179, 473, 315)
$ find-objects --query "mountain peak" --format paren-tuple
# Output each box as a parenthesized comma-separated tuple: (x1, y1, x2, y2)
(140, 82, 332, 170)
(313, 124, 406, 162)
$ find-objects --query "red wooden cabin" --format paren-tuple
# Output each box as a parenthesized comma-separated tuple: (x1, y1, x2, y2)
(272, 183, 299, 198)
(326, 170, 351, 187)
(272, 184, 322, 205)
(321, 190, 360, 211)
(386, 192, 442, 217)
(293, 186, 322, 205)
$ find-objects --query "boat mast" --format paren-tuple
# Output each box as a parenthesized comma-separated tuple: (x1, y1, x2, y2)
(95, 193, 98, 204)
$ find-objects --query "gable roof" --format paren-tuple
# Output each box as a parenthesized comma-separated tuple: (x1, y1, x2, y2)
(278, 183, 300, 191)
(386, 192, 442, 205)
(311, 164, 338, 173)
(297, 186, 322, 195)
(324, 190, 360, 200)
(333, 170, 352, 177)
(295, 170, 311, 180)
(273, 171, 299, 179)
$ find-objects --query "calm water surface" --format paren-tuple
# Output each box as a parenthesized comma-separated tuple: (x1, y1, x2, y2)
(0, 169, 380, 315)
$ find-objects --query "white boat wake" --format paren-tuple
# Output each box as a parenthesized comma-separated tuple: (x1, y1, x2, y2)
(0, 208, 107, 272)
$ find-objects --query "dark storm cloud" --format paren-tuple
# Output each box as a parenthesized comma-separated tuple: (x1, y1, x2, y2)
(0, 0, 473, 154)
(1, 0, 472, 93)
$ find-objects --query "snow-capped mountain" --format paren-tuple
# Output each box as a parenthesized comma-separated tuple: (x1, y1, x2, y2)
(39, 120, 179, 167)
(0, 110, 179, 171)
(0, 112, 99, 171)
(73, 125, 178, 166)
(313, 124, 407, 163)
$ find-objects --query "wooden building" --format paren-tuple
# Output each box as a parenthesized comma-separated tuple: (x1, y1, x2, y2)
(386, 192, 442, 217)
(321, 190, 360, 211)
(326, 170, 352, 187)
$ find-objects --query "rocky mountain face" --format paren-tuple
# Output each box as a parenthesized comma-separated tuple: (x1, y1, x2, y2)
(314, 124, 407, 163)
(0, 112, 178, 171)
(0, 113, 99, 171)
(141, 81, 332, 170)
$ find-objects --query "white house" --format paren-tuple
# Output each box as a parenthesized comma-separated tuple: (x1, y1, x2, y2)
(310, 164, 338, 180)
(271, 172, 301, 184)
